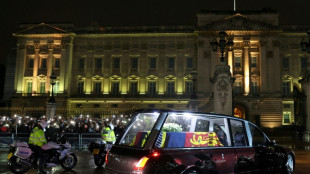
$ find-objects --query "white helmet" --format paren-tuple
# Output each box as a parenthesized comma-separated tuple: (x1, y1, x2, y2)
(39, 120, 48, 129)
(109, 123, 114, 130)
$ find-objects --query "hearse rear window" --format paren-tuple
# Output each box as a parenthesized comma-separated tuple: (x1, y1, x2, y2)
(154, 113, 231, 148)
(119, 112, 160, 148)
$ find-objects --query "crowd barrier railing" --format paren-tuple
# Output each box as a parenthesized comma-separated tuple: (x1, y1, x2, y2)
(0, 132, 102, 151)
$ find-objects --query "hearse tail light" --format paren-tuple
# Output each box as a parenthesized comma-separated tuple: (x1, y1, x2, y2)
(134, 151, 160, 171)
(134, 156, 149, 170)
(150, 151, 160, 158)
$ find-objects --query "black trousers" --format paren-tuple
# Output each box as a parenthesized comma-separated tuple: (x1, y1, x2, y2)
(29, 144, 42, 165)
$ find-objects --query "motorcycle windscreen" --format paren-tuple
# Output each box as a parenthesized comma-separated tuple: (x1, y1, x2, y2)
(14, 147, 32, 159)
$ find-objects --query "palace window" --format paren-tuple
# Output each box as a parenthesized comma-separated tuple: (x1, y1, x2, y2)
(282, 112, 291, 125)
(168, 43, 175, 49)
(282, 82, 290, 96)
(251, 56, 257, 68)
(300, 56, 307, 69)
(150, 58, 156, 69)
(282, 57, 289, 69)
(113, 57, 120, 69)
(132, 44, 139, 49)
(150, 44, 157, 49)
(39, 82, 45, 93)
(148, 81, 156, 96)
(95, 58, 102, 69)
(186, 57, 193, 69)
(130, 82, 138, 95)
(41, 58, 47, 69)
(234, 81, 243, 95)
(55, 58, 60, 68)
(79, 58, 85, 69)
(185, 81, 193, 96)
(251, 81, 259, 95)
(235, 57, 241, 68)
(77, 82, 84, 95)
(111, 81, 120, 95)
(27, 81, 32, 93)
(167, 81, 175, 96)
(131, 57, 138, 69)
(168, 57, 175, 69)
(94, 82, 101, 95)
(29, 58, 34, 68)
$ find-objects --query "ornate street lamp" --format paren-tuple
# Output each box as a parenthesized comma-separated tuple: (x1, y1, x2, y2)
(301, 30, 310, 53)
(190, 69, 198, 99)
(49, 73, 56, 102)
(210, 31, 234, 62)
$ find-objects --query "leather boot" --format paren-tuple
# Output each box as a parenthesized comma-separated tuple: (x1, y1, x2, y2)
(38, 158, 47, 174)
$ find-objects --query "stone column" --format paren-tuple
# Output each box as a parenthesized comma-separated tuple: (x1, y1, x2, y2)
(300, 68, 310, 142)
(211, 62, 235, 115)
(32, 44, 40, 94)
(59, 44, 66, 94)
(228, 51, 233, 75)
(243, 41, 250, 96)
(64, 37, 74, 94)
(46, 44, 53, 93)
(15, 42, 26, 93)
(260, 40, 267, 93)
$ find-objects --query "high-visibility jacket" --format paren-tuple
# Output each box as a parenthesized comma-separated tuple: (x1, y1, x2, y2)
(102, 127, 116, 143)
(28, 126, 47, 147)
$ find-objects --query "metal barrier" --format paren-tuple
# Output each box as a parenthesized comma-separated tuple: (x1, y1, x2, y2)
(0, 132, 102, 151)
(63, 133, 81, 150)
(80, 133, 102, 150)
(0, 132, 14, 148)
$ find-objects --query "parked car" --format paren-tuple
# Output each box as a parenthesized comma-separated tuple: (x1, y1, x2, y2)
(104, 109, 295, 174)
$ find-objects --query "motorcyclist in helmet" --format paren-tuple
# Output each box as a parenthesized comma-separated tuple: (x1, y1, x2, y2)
(29, 120, 48, 174)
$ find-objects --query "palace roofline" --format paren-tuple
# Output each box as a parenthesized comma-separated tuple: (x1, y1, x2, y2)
(198, 8, 278, 15)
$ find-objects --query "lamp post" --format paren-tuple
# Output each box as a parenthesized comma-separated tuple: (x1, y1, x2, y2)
(49, 73, 56, 102)
(46, 73, 57, 120)
(210, 31, 234, 62)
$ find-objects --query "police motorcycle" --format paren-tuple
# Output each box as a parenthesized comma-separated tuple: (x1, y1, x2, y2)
(88, 123, 115, 167)
(7, 134, 77, 174)
(88, 139, 113, 167)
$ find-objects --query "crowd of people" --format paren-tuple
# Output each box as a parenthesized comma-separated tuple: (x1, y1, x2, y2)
(0, 114, 129, 136)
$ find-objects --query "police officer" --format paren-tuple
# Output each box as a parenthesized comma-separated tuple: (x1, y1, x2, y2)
(29, 120, 48, 174)
(101, 122, 116, 144)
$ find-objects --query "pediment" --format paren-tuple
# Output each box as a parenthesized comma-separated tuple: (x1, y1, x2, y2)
(200, 13, 280, 31)
(16, 23, 69, 35)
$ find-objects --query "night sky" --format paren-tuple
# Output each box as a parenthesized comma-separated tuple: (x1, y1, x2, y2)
(1, 0, 310, 66)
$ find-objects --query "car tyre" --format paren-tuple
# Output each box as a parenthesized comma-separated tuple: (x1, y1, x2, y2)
(94, 154, 105, 167)
(281, 153, 294, 174)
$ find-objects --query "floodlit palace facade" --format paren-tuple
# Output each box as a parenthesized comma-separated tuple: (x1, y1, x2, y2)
(3, 10, 310, 128)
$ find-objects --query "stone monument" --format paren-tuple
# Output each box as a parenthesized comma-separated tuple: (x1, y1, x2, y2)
(211, 62, 235, 115)
(210, 31, 235, 115)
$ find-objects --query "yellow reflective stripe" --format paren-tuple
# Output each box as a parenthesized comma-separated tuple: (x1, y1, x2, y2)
(29, 139, 41, 142)
(160, 132, 166, 148)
